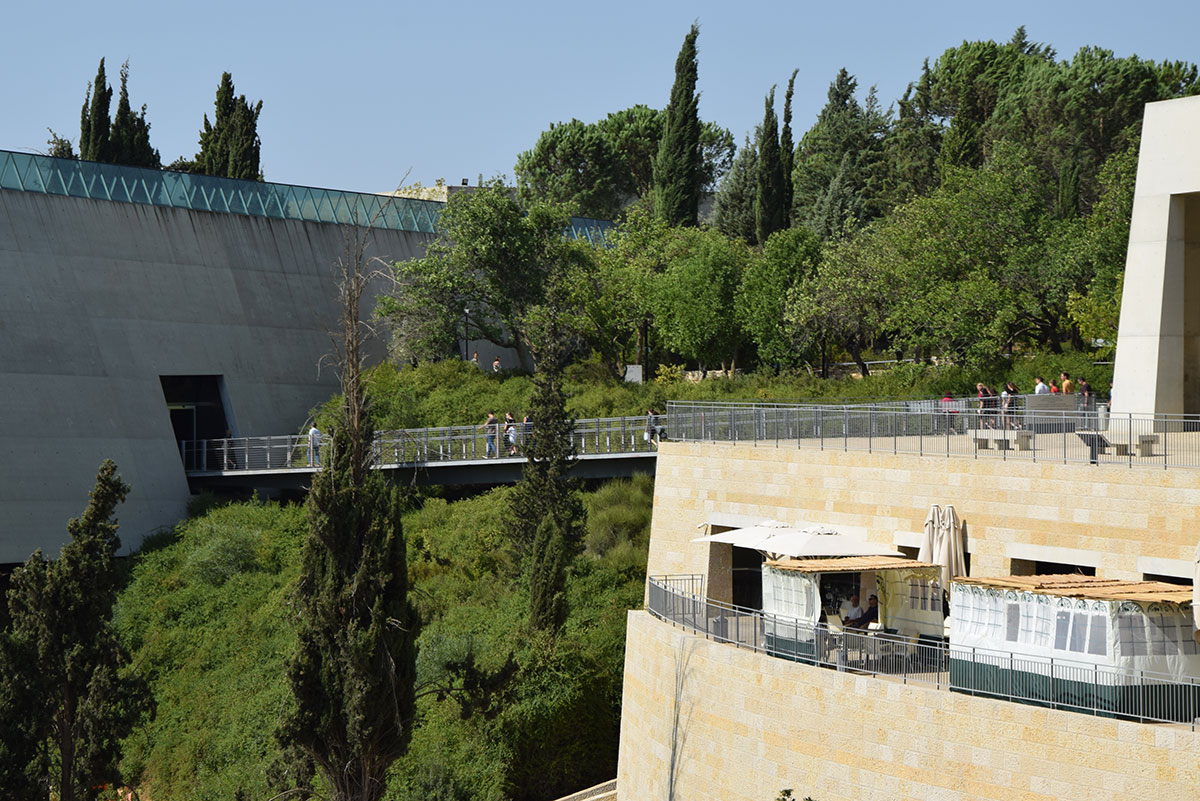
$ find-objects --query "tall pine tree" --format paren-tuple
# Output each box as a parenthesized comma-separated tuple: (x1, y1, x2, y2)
(2, 460, 151, 801)
(780, 69, 798, 225)
(755, 87, 787, 244)
(79, 59, 113, 162)
(196, 73, 263, 181)
(653, 23, 703, 227)
(109, 61, 161, 169)
(714, 135, 758, 244)
(278, 227, 418, 801)
(508, 277, 586, 632)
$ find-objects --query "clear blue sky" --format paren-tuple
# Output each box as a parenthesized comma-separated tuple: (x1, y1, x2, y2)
(2, 0, 1197, 195)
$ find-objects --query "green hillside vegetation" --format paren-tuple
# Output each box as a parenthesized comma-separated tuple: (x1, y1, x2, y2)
(114, 477, 653, 800)
(115, 500, 307, 800)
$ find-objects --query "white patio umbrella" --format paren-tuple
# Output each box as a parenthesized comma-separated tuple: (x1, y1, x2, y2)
(917, 505, 940, 565)
(936, 505, 968, 588)
(690, 519, 797, 548)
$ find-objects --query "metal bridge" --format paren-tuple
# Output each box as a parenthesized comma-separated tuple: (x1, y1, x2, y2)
(181, 416, 658, 490)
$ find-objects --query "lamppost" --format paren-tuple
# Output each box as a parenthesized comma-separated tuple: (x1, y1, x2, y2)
(461, 308, 470, 361)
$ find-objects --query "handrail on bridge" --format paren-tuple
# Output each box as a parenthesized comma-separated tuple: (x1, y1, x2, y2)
(180, 415, 656, 473)
(647, 576, 1200, 728)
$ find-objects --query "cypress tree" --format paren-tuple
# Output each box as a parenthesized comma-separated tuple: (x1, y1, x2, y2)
(780, 69, 798, 224)
(714, 135, 758, 244)
(109, 61, 161, 169)
(278, 229, 418, 801)
(2, 460, 151, 801)
(79, 59, 113, 162)
(508, 277, 585, 632)
(196, 73, 263, 180)
(755, 87, 787, 244)
(653, 23, 702, 227)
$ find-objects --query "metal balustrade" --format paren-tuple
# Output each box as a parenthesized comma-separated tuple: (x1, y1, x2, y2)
(647, 576, 1200, 727)
(666, 398, 1200, 469)
(180, 415, 656, 473)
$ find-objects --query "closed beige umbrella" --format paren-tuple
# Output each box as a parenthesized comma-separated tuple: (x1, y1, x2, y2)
(936, 505, 968, 588)
(917, 505, 940, 565)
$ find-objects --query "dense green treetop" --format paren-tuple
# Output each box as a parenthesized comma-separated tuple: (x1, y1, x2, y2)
(714, 134, 758, 244)
(755, 87, 787, 244)
(780, 69, 798, 224)
(515, 119, 624, 218)
(515, 103, 733, 219)
(382, 182, 585, 371)
(736, 226, 820, 366)
(77, 59, 160, 168)
(651, 225, 749, 370)
(791, 68, 889, 238)
(653, 23, 703, 226)
(195, 72, 263, 180)
(79, 59, 113, 163)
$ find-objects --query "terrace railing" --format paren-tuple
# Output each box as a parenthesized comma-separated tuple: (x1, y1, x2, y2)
(665, 398, 1200, 469)
(647, 576, 1200, 727)
(180, 415, 655, 472)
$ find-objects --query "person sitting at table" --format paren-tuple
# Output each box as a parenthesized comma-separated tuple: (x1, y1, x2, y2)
(845, 595, 879, 629)
(839, 594, 864, 622)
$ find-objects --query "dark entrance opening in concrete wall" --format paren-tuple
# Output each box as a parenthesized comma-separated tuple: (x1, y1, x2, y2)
(160, 376, 233, 445)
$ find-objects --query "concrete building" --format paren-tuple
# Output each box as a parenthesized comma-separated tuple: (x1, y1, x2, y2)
(0, 151, 437, 562)
(1111, 94, 1200, 417)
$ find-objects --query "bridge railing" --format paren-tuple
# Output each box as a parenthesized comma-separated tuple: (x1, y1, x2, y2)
(180, 415, 655, 473)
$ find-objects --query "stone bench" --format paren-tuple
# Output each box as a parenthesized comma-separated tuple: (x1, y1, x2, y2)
(973, 429, 1034, 451)
(1077, 431, 1160, 457)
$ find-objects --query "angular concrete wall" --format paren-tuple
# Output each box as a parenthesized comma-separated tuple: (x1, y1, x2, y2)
(0, 189, 433, 562)
(1112, 95, 1200, 416)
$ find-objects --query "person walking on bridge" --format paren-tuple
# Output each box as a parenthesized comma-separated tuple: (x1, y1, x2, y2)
(307, 424, 322, 467)
(479, 412, 498, 458)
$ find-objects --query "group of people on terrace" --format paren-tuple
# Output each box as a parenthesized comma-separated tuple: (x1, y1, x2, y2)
(964, 371, 1103, 430)
(1030, 371, 1094, 399)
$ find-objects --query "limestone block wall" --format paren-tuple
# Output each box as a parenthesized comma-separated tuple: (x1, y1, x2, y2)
(0, 189, 432, 561)
(648, 441, 1200, 583)
(617, 610, 1200, 801)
